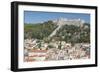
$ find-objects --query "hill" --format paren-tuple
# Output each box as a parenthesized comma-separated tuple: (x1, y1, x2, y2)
(24, 20, 90, 43)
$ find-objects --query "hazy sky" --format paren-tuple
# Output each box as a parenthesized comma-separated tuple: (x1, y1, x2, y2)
(24, 11, 90, 24)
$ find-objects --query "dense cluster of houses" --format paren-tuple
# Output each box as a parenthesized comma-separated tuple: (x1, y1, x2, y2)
(24, 38, 90, 62)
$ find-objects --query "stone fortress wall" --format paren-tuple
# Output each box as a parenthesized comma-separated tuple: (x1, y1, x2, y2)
(52, 18, 85, 27)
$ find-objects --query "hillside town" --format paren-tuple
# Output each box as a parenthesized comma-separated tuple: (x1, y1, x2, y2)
(24, 18, 90, 62)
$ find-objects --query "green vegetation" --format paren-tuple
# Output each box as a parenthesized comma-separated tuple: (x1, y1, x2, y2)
(54, 23, 90, 43)
(24, 21, 57, 39)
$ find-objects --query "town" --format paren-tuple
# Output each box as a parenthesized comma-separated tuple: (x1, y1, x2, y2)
(24, 18, 90, 62)
(24, 38, 90, 61)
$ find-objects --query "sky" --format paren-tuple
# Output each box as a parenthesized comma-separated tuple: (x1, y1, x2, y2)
(24, 11, 90, 24)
